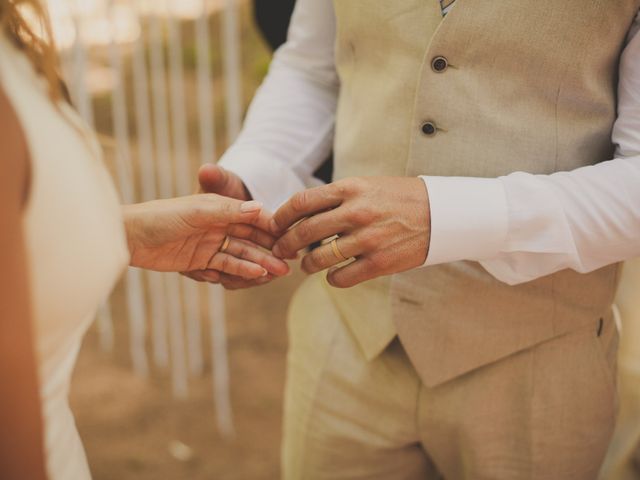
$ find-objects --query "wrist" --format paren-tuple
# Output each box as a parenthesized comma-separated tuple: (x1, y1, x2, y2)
(419, 175, 507, 266)
(416, 177, 432, 264)
(122, 204, 142, 263)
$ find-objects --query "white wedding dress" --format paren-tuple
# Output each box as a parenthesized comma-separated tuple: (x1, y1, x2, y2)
(0, 34, 128, 479)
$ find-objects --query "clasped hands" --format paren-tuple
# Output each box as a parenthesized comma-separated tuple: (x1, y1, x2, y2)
(177, 164, 431, 290)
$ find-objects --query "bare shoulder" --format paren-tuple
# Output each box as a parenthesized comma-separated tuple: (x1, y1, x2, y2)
(0, 84, 29, 207)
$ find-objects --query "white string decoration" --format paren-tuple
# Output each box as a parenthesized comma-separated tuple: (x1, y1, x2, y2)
(167, 4, 205, 378)
(149, 5, 188, 398)
(209, 282, 235, 437)
(107, 0, 149, 377)
(196, 0, 235, 436)
(222, 0, 243, 142)
(130, 2, 171, 373)
(69, 8, 114, 353)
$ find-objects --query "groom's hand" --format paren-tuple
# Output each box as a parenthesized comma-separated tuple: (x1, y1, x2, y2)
(196, 163, 281, 290)
(198, 163, 251, 201)
(271, 177, 431, 288)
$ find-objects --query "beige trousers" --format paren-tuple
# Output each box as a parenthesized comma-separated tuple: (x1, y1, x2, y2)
(600, 259, 640, 480)
(282, 274, 619, 480)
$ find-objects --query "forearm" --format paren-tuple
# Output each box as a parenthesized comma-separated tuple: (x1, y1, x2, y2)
(219, 0, 339, 212)
(421, 20, 640, 285)
(121, 203, 141, 261)
(421, 155, 640, 284)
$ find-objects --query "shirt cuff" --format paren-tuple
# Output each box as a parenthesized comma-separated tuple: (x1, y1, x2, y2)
(420, 176, 509, 266)
(219, 146, 317, 213)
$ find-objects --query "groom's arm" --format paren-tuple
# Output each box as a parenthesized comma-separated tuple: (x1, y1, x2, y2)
(268, 15, 640, 288)
(218, 0, 339, 213)
(420, 16, 640, 285)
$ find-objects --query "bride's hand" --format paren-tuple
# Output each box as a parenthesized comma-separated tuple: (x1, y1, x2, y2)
(123, 194, 289, 279)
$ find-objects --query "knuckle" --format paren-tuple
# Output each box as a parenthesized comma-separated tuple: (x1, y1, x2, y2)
(219, 254, 231, 273)
(237, 244, 250, 259)
(224, 201, 234, 214)
(347, 207, 372, 226)
(290, 190, 309, 213)
(276, 237, 292, 257)
(339, 177, 365, 196)
(309, 249, 328, 269)
(367, 253, 387, 271)
(332, 179, 351, 197)
(302, 248, 329, 273)
(349, 177, 366, 192)
(300, 254, 315, 273)
(295, 221, 314, 244)
(356, 230, 378, 251)
(261, 233, 276, 249)
(229, 224, 246, 237)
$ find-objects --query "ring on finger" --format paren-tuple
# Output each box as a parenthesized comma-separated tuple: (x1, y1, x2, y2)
(219, 236, 231, 253)
(330, 237, 348, 262)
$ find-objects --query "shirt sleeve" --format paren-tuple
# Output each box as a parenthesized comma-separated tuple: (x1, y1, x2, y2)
(421, 15, 640, 285)
(219, 0, 339, 213)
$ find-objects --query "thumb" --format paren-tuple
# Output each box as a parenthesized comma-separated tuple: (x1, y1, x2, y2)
(206, 196, 264, 224)
(198, 163, 231, 195)
(208, 196, 273, 232)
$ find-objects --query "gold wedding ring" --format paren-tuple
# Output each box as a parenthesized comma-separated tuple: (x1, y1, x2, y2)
(220, 236, 231, 253)
(330, 238, 348, 262)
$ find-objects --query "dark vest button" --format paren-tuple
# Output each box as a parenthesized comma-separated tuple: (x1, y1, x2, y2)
(421, 122, 437, 136)
(431, 56, 448, 73)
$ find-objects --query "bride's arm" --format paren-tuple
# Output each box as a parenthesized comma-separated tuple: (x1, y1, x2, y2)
(0, 90, 48, 479)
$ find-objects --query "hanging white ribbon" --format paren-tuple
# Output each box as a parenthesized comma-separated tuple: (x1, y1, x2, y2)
(107, 0, 149, 378)
(197, 0, 235, 436)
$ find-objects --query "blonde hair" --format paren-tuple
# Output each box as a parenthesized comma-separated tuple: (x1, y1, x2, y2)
(0, 0, 68, 102)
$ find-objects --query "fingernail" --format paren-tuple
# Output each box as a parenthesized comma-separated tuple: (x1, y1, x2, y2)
(261, 268, 268, 277)
(269, 218, 279, 233)
(273, 244, 283, 258)
(241, 200, 262, 213)
(256, 276, 271, 284)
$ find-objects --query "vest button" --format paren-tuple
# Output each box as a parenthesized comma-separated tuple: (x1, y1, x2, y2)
(421, 122, 437, 136)
(431, 56, 448, 73)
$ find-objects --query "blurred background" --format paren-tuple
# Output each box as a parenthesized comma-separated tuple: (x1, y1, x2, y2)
(40, 0, 300, 478)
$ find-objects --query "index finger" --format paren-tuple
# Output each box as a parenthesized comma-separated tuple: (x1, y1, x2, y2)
(199, 194, 273, 232)
(271, 185, 343, 234)
(237, 206, 274, 233)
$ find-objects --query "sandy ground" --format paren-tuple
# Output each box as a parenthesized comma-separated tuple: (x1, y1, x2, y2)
(70, 268, 303, 480)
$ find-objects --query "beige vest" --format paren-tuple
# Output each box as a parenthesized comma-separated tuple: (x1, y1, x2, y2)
(322, 0, 639, 387)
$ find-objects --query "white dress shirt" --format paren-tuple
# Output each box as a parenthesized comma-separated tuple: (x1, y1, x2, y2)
(220, 0, 640, 285)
